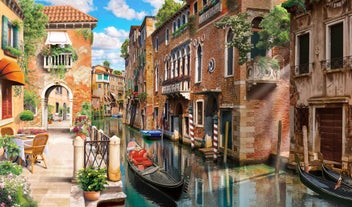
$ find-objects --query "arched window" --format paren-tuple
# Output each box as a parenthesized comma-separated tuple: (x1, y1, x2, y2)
(165, 28, 169, 44)
(226, 30, 234, 76)
(251, 17, 266, 59)
(187, 46, 190, 76)
(196, 45, 202, 82)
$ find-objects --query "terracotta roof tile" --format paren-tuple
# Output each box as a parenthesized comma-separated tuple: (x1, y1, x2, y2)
(43, 5, 97, 23)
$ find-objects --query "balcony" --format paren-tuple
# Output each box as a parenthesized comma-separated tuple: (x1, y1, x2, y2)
(162, 78, 190, 99)
(43, 53, 73, 70)
(320, 56, 351, 72)
(246, 59, 280, 84)
(199, 0, 222, 25)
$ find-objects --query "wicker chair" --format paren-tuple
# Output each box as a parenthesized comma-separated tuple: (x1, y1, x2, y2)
(24, 133, 49, 173)
(1, 127, 14, 136)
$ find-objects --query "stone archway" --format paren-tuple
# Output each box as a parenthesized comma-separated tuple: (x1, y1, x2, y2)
(41, 82, 73, 130)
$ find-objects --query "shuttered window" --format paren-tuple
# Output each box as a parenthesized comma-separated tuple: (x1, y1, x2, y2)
(2, 80, 12, 119)
(2, 15, 20, 50)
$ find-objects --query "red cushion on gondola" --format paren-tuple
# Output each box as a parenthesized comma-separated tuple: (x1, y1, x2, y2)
(142, 160, 153, 167)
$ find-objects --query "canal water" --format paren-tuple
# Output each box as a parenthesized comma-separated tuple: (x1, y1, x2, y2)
(93, 118, 348, 207)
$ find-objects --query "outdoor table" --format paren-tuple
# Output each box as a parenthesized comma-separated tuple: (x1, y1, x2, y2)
(11, 135, 49, 165)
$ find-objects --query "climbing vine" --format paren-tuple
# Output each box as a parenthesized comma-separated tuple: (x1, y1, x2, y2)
(214, 13, 252, 65)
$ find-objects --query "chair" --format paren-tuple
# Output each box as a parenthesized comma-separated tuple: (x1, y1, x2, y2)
(24, 133, 49, 173)
(1, 127, 14, 136)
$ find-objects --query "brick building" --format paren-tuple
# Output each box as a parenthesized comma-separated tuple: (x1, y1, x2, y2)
(25, 5, 97, 129)
(0, 0, 25, 133)
(124, 17, 155, 130)
(92, 65, 124, 117)
(287, 0, 352, 172)
(125, 0, 289, 163)
(154, 0, 289, 164)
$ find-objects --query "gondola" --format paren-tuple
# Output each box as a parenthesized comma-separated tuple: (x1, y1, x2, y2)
(322, 164, 352, 187)
(126, 142, 184, 196)
(140, 130, 162, 140)
(294, 154, 352, 205)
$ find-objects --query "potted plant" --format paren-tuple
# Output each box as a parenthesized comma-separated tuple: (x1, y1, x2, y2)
(77, 167, 107, 201)
(19, 110, 34, 134)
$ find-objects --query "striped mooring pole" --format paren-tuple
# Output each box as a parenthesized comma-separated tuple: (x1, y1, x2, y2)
(213, 114, 218, 161)
(189, 105, 195, 149)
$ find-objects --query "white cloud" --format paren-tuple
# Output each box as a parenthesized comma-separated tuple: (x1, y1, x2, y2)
(41, 0, 95, 13)
(105, 0, 147, 20)
(92, 26, 128, 49)
(92, 49, 124, 70)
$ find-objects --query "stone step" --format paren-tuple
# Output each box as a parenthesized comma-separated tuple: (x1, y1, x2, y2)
(70, 181, 126, 207)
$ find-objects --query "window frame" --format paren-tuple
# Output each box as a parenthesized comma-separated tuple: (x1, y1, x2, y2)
(195, 45, 202, 83)
(195, 100, 204, 127)
(225, 29, 234, 77)
(325, 19, 346, 70)
(295, 29, 311, 75)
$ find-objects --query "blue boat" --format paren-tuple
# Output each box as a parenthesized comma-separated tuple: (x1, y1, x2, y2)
(140, 130, 162, 139)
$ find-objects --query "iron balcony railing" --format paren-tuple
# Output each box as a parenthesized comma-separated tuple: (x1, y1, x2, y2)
(43, 53, 73, 69)
(320, 56, 350, 71)
(84, 126, 110, 169)
(199, 0, 222, 25)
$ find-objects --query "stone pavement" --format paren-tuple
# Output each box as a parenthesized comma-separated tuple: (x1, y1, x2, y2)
(21, 122, 75, 207)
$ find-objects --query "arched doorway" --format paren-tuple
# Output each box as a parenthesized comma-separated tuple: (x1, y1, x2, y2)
(41, 82, 73, 130)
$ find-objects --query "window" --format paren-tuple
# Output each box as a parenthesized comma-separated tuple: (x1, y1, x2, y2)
(194, 2, 198, 14)
(165, 29, 169, 44)
(155, 66, 158, 92)
(187, 46, 190, 76)
(328, 22, 343, 69)
(196, 100, 204, 126)
(296, 32, 310, 74)
(1, 80, 12, 119)
(182, 15, 186, 24)
(250, 17, 266, 59)
(196, 46, 202, 82)
(164, 60, 168, 80)
(177, 18, 181, 28)
(173, 22, 177, 32)
(226, 30, 234, 76)
(1, 16, 20, 51)
(98, 83, 101, 89)
(203, 0, 207, 6)
(97, 74, 102, 80)
(104, 74, 109, 81)
(156, 38, 159, 52)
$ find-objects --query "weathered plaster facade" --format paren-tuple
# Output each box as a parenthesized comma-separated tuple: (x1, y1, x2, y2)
(26, 6, 97, 129)
(288, 0, 352, 172)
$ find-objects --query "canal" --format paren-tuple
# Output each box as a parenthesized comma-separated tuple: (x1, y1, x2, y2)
(93, 118, 348, 207)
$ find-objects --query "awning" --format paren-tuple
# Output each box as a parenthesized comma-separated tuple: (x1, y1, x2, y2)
(110, 92, 117, 101)
(0, 57, 25, 85)
(45, 31, 72, 45)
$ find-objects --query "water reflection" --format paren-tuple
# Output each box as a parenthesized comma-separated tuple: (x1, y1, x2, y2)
(93, 118, 349, 207)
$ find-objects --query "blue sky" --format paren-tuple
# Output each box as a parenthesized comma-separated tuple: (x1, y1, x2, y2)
(35, 0, 181, 70)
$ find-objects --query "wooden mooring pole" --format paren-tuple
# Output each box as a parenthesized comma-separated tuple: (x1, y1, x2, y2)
(223, 122, 229, 164)
(275, 121, 282, 174)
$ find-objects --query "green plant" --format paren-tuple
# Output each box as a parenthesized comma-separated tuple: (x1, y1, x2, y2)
(281, 0, 306, 13)
(24, 89, 39, 112)
(172, 23, 189, 37)
(188, 15, 197, 36)
(77, 28, 93, 43)
(0, 174, 37, 206)
(256, 56, 280, 71)
(0, 135, 20, 160)
(51, 64, 66, 79)
(5, 46, 22, 57)
(257, 5, 290, 50)
(138, 92, 147, 102)
(77, 167, 107, 192)
(0, 160, 22, 176)
(19, 110, 34, 121)
(215, 13, 253, 65)
(226, 0, 239, 12)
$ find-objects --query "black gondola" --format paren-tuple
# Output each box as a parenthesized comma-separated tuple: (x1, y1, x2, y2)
(322, 164, 352, 187)
(294, 154, 352, 205)
(126, 143, 184, 197)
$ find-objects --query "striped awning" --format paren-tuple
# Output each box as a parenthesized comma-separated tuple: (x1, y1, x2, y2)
(45, 31, 72, 45)
(0, 57, 25, 85)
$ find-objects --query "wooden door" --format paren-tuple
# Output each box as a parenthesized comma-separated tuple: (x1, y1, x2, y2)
(317, 108, 342, 162)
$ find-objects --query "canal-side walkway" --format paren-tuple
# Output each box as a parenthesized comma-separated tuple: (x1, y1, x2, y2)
(22, 123, 74, 206)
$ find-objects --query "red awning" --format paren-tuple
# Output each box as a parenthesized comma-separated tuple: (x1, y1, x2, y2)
(0, 57, 25, 85)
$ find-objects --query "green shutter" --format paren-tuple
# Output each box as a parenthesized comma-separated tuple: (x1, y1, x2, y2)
(2, 15, 9, 49)
(13, 26, 19, 49)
